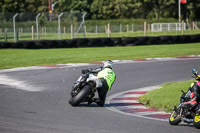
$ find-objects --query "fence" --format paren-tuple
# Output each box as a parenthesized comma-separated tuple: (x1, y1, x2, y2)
(0, 12, 200, 42)
(151, 23, 186, 32)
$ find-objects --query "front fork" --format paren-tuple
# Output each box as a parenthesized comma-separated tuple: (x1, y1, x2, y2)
(176, 105, 195, 123)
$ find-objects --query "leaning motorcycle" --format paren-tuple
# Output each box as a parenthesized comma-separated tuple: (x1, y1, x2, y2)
(69, 70, 97, 106)
(169, 68, 200, 129)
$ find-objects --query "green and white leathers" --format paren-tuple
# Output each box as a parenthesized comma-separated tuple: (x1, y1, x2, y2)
(97, 68, 116, 91)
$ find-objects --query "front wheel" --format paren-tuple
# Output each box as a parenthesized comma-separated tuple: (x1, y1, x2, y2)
(169, 111, 182, 125)
(193, 112, 200, 129)
(69, 85, 91, 106)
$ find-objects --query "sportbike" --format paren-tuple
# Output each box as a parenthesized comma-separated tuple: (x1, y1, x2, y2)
(169, 68, 200, 129)
(68, 70, 97, 106)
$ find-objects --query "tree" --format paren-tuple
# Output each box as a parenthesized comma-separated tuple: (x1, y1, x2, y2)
(0, 0, 25, 12)
(187, 0, 200, 20)
(58, 0, 92, 18)
(0, 0, 200, 21)
(143, 0, 176, 20)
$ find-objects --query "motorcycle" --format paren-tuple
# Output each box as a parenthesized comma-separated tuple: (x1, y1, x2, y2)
(169, 68, 200, 129)
(68, 70, 97, 106)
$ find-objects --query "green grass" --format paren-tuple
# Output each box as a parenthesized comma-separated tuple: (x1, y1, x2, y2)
(0, 41, 199, 112)
(140, 80, 195, 112)
(0, 42, 200, 70)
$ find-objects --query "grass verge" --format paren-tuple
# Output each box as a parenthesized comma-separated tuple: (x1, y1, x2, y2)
(0, 42, 200, 70)
(139, 79, 195, 112)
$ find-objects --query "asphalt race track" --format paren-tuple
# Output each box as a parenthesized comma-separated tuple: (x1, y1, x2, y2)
(1, 58, 200, 133)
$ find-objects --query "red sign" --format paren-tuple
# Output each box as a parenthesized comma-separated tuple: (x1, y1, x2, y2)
(180, 0, 187, 4)
(49, 0, 52, 11)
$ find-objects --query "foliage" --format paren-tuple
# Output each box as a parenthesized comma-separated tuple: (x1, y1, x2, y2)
(0, 0, 200, 20)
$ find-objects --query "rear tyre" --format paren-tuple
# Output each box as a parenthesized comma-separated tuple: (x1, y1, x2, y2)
(194, 112, 200, 129)
(69, 85, 91, 106)
(169, 111, 181, 125)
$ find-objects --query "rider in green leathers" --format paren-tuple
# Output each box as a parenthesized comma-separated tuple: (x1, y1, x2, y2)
(82, 60, 116, 106)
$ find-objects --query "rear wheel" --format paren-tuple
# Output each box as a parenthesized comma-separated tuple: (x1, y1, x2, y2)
(169, 111, 181, 125)
(69, 85, 91, 106)
(194, 112, 200, 129)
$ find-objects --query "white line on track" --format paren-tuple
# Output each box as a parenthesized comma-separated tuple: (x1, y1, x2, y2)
(0, 75, 42, 92)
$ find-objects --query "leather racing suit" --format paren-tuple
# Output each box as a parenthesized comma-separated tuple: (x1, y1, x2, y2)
(82, 66, 116, 106)
(182, 81, 200, 109)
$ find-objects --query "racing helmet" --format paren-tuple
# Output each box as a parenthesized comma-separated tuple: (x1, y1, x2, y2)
(193, 68, 200, 81)
(103, 60, 114, 69)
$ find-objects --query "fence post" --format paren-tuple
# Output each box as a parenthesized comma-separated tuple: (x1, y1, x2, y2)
(5, 29, 7, 42)
(18, 27, 21, 37)
(84, 26, 87, 35)
(95, 25, 98, 36)
(120, 24, 122, 34)
(107, 23, 110, 37)
(32, 25, 34, 40)
(144, 22, 147, 36)
(132, 24, 134, 33)
(36, 13, 41, 40)
(148, 24, 151, 32)
(42, 27, 44, 35)
(58, 12, 64, 40)
(64, 26, 66, 34)
(13, 13, 18, 42)
(182, 20, 184, 35)
(71, 24, 74, 39)
(16, 31, 19, 41)
(21, 28, 23, 36)
(193, 21, 195, 30)
(45, 27, 46, 38)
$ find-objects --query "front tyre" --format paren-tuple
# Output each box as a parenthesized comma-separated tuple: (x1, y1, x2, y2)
(169, 111, 181, 125)
(69, 85, 91, 106)
(193, 112, 200, 129)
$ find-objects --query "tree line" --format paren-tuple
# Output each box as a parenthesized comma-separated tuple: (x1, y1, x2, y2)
(0, 0, 200, 20)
